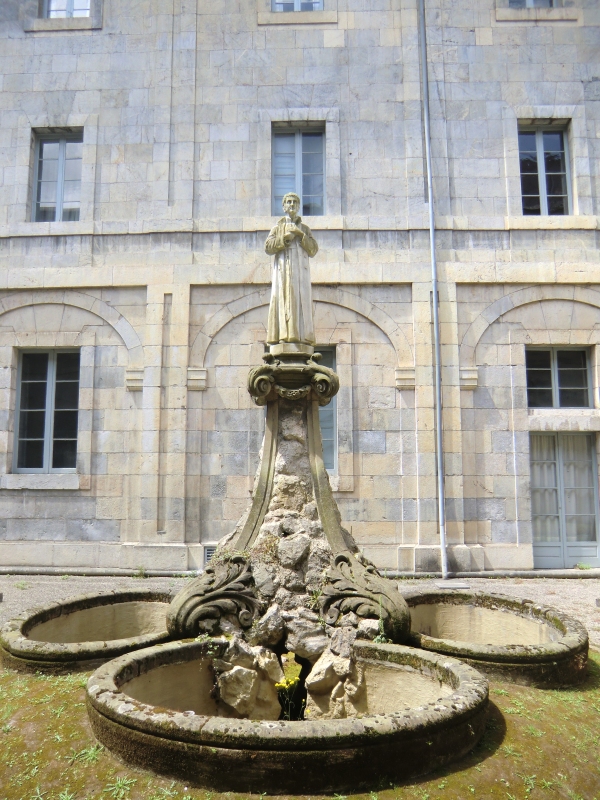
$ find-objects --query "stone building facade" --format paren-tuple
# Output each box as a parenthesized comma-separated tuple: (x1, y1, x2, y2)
(0, 0, 599, 573)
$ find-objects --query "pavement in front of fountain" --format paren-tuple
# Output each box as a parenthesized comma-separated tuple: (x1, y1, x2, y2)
(0, 573, 598, 648)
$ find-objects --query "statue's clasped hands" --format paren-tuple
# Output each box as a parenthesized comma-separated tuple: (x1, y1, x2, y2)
(283, 223, 302, 246)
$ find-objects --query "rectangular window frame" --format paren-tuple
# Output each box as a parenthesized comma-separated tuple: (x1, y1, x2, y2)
(526, 347, 592, 409)
(42, 0, 91, 18)
(32, 130, 83, 223)
(271, 0, 323, 10)
(530, 432, 599, 554)
(317, 346, 337, 473)
(518, 125, 572, 216)
(509, 0, 555, 7)
(14, 349, 80, 475)
(271, 126, 326, 217)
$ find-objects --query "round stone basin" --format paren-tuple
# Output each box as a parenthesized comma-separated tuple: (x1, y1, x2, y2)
(86, 637, 489, 794)
(403, 590, 588, 687)
(0, 590, 172, 673)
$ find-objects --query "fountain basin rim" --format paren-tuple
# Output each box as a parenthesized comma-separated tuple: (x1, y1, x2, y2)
(0, 589, 173, 663)
(86, 637, 489, 751)
(402, 590, 588, 664)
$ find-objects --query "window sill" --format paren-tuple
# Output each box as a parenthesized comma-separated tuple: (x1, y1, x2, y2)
(23, 17, 100, 32)
(496, 8, 580, 23)
(258, 10, 337, 24)
(505, 215, 597, 230)
(528, 408, 600, 432)
(1, 474, 86, 490)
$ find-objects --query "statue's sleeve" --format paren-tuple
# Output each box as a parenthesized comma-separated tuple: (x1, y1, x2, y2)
(265, 225, 282, 255)
(300, 228, 318, 258)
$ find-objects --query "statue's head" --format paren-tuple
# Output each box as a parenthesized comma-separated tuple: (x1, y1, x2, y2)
(282, 193, 301, 218)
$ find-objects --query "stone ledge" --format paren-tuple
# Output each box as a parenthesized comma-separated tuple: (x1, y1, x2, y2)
(1, 474, 81, 490)
(528, 408, 600, 431)
(23, 17, 101, 32)
(496, 8, 580, 23)
(257, 10, 337, 24)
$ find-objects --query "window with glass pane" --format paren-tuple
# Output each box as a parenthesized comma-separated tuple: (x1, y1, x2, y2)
(317, 347, 336, 471)
(526, 349, 589, 408)
(272, 0, 323, 10)
(509, 0, 554, 7)
(34, 134, 83, 222)
(518, 127, 569, 215)
(530, 433, 597, 546)
(44, 0, 91, 18)
(272, 129, 324, 216)
(16, 351, 80, 473)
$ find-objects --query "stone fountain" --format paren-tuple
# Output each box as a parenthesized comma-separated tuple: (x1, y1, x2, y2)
(0, 193, 588, 792)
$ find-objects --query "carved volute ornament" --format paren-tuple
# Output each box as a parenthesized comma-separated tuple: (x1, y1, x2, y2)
(168, 194, 410, 654)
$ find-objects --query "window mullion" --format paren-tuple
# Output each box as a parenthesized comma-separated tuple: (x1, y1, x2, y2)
(67, 0, 75, 17)
(536, 130, 548, 215)
(45, 352, 56, 473)
(56, 138, 66, 223)
(295, 131, 303, 206)
(551, 348, 559, 408)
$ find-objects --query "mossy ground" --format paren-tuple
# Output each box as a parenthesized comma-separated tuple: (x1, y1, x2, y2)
(1, 652, 599, 800)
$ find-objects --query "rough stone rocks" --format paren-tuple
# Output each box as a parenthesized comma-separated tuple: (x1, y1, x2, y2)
(305, 646, 366, 720)
(218, 666, 259, 716)
(357, 618, 379, 640)
(214, 636, 284, 720)
(283, 608, 329, 662)
(278, 534, 310, 567)
(247, 604, 285, 647)
(330, 626, 357, 659)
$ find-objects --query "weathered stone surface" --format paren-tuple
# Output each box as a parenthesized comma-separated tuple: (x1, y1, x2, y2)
(218, 665, 259, 716)
(283, 608, 329, 662)
(247, 604, 284, 648)
(357, 618, 379, 640)
(278, 534, 310, 568)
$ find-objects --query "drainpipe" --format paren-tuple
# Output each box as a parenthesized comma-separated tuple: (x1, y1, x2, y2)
(418, 0, 449, 579)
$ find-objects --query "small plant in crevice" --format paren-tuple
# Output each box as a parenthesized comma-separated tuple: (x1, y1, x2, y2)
(373, 597, 390, 644)
(133, 565, 147, 579)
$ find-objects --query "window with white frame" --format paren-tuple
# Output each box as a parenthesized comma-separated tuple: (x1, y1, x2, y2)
(318, 347, 337, 471)
(15, 351, 80, 473)
(272, 127, 325, 216)
(272, 0, 323, 11)
(509, 0, 555, 7)
(33, 131, 83, 222)
(43, 0, 91, 18)
(518, 126, 570, 215)
(525, 349, 591, 409)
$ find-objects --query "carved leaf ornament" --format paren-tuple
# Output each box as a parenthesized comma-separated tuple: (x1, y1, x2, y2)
(167, 556, 260, 638)
(248, 357, 339, 407)
(322, 554, 410, 642)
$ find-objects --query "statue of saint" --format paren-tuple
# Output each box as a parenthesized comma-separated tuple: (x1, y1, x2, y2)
(265, 193, 318, 347)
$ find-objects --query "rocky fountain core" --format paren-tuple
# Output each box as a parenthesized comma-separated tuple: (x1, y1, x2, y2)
(167, 192, 410, 720)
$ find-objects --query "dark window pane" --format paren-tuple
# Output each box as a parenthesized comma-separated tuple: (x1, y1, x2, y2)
(520, 174, 540, 195)
(557, 350, 586, 370)
(56, 352, 80, 380)
(522, 195, 541, 215)
(527, 388, 553, 408)
(52, 439, 77, 469)
(526, 351, 551, 369)
(547, 195, 567, 215)
(19, 410, 46, 439)
(20, 381, 47, 410)
(303, 198, 323, 216)
(62, 207, 80, 222)
(302, 174, 324, 196)
(558, 370, 587, 389)
(519, 153, 538, 174)
(54, 381, 79, 409)
(545, 173, 567, 196)
(302, 152, 323, 174)
(302, 133, 324, 152)
(18, 439, 44, 470)
(526, 370, 552, 389)
(53, 410, 78, 439)
(22, 353, 49, 381)
(543, 131, 564, 154)
(544, 152, 566, 174)
(559, 389, 589, 408)
(518, 132, 537, 151)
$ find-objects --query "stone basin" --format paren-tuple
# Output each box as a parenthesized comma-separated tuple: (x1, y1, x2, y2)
(403, 590, 588, 687)
(86, 637, 489, 794)
(0, 590, 172, 673)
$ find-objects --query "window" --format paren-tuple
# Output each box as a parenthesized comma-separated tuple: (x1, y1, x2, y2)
(43, 0, 91, 18)
(530, 434, 597, 547)
(272, 0, 323, 10)
(317, 347, 337, 471)
(33, 132, 83, 222)
(525, 349, 590, 409)
(518, 127, 569, 215)
(15, 351, 80, 473)
(509, 0, 554, 7)
(272, 128, 324, 216)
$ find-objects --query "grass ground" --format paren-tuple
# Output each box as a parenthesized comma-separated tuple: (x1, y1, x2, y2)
(0, 652, 599, 800)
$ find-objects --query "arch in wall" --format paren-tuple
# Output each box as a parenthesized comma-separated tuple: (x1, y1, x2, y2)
(189, 286, 413, 368)
(0, 290, 144, 365)
(460, 285, 600, 367)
